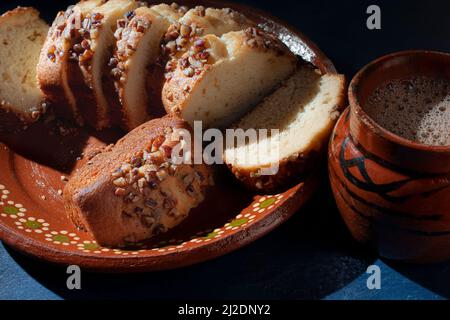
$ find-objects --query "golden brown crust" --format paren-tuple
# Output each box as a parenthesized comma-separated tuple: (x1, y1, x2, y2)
(0, 6, 40, 23)
(228, 151, 319, 192)
(228, 75, 347, 192)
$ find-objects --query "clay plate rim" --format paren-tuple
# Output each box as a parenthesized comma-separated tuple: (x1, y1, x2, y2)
(0, 0, 337, 272)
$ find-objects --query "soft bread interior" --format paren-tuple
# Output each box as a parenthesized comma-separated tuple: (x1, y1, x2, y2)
(175, 31, 297, 128)
(0, 8, 48, 119)
(224, 67, 345, 168)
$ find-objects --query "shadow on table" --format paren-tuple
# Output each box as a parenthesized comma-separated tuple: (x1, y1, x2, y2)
(5, 185, 376, 300)
(383, 259, 450, 299)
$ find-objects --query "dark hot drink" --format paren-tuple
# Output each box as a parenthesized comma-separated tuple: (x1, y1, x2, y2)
(365, 76, 450, 146)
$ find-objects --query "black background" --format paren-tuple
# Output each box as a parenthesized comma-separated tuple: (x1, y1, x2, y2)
(2, 0, 450, 77)
(1, 0, 450, 300)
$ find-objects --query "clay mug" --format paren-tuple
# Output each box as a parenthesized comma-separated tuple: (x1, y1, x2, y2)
(328, 50, 450, 263)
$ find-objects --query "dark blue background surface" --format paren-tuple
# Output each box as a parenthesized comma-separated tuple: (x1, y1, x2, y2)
(1, 0, 450, 300)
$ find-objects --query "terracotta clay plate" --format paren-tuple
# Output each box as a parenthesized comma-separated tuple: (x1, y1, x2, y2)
(0, 0, 337, 272)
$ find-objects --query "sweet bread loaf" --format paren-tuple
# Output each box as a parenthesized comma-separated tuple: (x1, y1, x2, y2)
(0, 7, 49, 132)
(64, 115, 213, 247)
(162, 27, 297, 128)
(110, 4, 187, 131)
(224, 65, 346, 191)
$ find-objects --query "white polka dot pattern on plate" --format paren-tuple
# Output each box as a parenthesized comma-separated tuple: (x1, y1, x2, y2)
(0, 181, 290, 256)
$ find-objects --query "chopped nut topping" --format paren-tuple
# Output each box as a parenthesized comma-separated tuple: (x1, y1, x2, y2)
(137, 178, 147, 190)
(186, 184, 195, 197)
(147, 180, 158, 190)
(141, 215, 155, 227)
(115, 187, 127, 196)
(183, 67, 195, 77)
(107, 127, 213, 238)
(144, 198, 157, 208)
(47, 45, 57, 62)
(243, 27, 285, 55)
(195, 6, 206, 17)
(130, 155, 142, 167)
(117, 19, 126, 28)
(91, 12, 104, 22)
(113, 177, 127, 187)
(156, 169, 168, 181)
(80, 39, 90, 50)
(180, 24, 191, 37)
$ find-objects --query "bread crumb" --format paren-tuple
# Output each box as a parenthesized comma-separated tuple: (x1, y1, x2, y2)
(40, 195, 46, 200)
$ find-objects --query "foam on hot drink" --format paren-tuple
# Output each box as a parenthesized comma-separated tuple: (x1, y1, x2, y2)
(365, 76, 450, 146)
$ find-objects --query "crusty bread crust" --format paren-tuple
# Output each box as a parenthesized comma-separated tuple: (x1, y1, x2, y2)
(226, 73, 347, 192)
(228, 151, 320, 192)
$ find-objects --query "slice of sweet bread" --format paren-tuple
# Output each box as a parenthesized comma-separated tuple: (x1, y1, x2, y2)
(37, 0, 105, 125)
(162, 27, 297, 128)
(0, 7, 49, 132)
(68, 0, 140, 130)
(223, 65, 346, 191)
(110, 4, 187, 131)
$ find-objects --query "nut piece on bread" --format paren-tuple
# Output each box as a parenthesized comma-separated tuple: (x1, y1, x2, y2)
(111, 4, 186, 131)
(67, 0, 140, 130)
(0, 7, 49, 132)
(162, 5, 253, 59)
(64, 115, 213, 247)
(162, 27, 297, 128)
(224, 65, 346, 191)
(37, 0, 104, 125)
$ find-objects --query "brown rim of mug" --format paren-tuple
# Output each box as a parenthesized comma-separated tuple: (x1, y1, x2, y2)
(348, 50, 450, 155)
